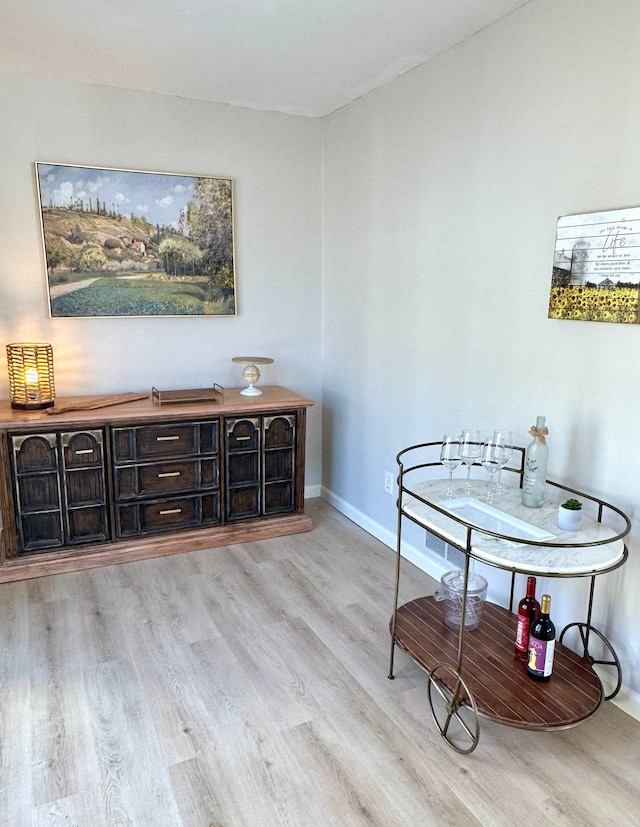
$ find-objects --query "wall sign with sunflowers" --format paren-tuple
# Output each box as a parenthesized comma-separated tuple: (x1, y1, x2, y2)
(549, 206, 640, 324)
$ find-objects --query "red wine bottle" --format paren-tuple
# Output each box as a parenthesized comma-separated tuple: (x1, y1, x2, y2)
(527, 594, 555, 681)
(514, 576, 540, 659)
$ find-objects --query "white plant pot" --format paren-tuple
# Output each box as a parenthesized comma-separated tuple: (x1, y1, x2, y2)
(558, 506, 582, 531)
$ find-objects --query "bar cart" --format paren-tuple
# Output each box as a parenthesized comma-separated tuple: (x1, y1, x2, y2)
(388, 441, 631, 754)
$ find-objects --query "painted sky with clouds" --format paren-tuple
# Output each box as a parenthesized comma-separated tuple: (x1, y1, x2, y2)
(36, 163, 195, 230)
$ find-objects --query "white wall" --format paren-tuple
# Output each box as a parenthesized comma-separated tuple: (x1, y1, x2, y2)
(0, 69, 323, 490)
(322, 0, 640, 700)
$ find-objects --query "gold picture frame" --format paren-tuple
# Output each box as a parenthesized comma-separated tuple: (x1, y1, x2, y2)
(35, 162, 236, 318)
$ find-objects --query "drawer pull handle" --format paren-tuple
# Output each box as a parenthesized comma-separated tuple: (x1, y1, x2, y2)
(158, 471, 181, 478)
(74, 449, 94, 455)
(156, 435, 180, 442)
(235, 436, 252, 441)
(159, 508, 182, 515)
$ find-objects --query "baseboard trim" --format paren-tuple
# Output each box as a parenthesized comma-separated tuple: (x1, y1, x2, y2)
(320, 486, 640, 724)
(320, 486, 449, 580)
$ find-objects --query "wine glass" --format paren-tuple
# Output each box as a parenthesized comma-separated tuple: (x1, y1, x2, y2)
(459, 429, 482, 495)
(480, 436, 505, 503)
(493, 429, 513, 497)
(440, 433, 462, 498)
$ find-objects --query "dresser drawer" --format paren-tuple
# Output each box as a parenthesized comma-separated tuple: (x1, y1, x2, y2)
(62, 430, 105, 469)
(114, 458, 219, 500)
(112, 420, 218, 463)
(115, 493, 220, 537)
(226, 418, 260, 452)
(264, 415, 296, 448)
(11, 433, 58, 474)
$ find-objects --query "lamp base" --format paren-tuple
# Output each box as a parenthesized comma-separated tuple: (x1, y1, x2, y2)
(11, 400, 55, 410)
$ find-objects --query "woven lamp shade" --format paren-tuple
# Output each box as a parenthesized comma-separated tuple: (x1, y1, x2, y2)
(6, 343, 55, 409)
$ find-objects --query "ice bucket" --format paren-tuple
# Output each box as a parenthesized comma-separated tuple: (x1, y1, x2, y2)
(434, 570, 488, 631)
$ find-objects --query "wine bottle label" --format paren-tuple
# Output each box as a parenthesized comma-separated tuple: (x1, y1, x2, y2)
(515, 615, 530, 652)
(528, 638, 555, 677)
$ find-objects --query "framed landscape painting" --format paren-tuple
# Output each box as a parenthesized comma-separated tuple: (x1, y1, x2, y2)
(35, 162, 236, 317)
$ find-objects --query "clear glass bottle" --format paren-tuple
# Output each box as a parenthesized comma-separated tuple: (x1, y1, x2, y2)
(521, 415, 548, 508)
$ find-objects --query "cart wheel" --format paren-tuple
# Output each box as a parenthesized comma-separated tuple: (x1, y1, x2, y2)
(559, 622, 622, 700)
(427, 662, 480, 754)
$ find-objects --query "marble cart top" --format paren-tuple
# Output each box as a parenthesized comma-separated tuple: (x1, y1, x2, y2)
(402, 479, 627, 576)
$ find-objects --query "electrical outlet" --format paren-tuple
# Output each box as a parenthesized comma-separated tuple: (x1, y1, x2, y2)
(384, 470, 394, 495)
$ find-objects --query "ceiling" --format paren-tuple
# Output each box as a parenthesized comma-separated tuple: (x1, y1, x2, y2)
(0, 0, 531, 118)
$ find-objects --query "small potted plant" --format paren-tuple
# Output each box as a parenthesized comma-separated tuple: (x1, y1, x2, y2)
(558, 498, 582, 531)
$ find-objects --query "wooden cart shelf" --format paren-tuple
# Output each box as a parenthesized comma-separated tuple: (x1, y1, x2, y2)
(394, 597, 602, 729)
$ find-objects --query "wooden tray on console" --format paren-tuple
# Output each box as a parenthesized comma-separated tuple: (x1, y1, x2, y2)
(151, 384, 224, 406)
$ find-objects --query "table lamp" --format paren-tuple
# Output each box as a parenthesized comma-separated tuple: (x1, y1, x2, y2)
(6, 342, 55, 409)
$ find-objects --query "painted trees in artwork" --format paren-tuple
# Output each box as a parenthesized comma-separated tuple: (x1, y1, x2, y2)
(186, 178, 234, 299)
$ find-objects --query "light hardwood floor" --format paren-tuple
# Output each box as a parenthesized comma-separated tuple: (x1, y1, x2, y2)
(1, 498, 639, 826)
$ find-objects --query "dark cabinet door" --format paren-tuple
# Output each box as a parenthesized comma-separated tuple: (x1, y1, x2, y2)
(11, 433, 63, 551)
(60, 430, 109, 546)
(225, 417, 260, 521)
(10, 429, 109, 552)
(263, 415, 296, 515)
(224, 413, 297, 521)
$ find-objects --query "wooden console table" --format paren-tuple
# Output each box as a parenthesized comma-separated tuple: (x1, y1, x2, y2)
(0, 386, 314, 582)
